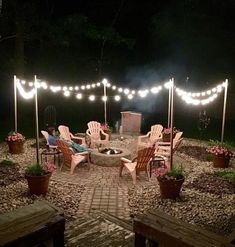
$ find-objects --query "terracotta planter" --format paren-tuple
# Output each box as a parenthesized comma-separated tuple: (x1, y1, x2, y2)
(101, 129, 111, 140)
(157, 177, 184, 199)
(7, 141, 24, 154)
(25, 173, 51, 195)
(213, 154, 230, 168)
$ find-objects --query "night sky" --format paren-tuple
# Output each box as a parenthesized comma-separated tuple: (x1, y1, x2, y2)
(0, 0, 235, 138)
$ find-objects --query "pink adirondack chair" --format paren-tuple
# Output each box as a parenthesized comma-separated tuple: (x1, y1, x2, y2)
(86, 121, 109, 148)
(137, 124, 163, 151)
(119, 147, 155, 184)
(56, 139, 90, 174)
(41, 130, 57, 149)
(58, 125, 86, 146)
(154, 132, 183, 167)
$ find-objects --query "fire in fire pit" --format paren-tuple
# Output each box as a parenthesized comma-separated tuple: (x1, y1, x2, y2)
(99, 148, 123, 155)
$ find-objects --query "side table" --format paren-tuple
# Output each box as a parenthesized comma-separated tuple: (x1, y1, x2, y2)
(41, 149, 62, 166)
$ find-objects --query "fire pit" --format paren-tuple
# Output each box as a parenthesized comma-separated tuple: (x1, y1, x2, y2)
(91, 147, 131, 167)
(99, 148, 122, 155)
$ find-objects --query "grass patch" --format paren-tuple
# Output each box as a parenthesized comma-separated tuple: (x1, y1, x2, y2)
(214, 171, 235, 184)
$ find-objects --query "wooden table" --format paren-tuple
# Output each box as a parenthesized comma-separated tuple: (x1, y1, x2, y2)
(133, 209, 234, 247)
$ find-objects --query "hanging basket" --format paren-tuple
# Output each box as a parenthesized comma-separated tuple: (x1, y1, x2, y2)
(157, 177, 184, 199)
(25, 173, 51, 195)
(213, 154, 230, 168)
(7, 141, 24, 154)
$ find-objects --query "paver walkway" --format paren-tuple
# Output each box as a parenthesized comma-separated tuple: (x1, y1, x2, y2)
(51, 135, 158, 246)
(52, 135, 157, 221)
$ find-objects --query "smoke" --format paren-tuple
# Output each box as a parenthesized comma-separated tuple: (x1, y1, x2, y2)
(120, 62, 188, 114)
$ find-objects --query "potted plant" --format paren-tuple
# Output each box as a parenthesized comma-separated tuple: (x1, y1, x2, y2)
(6, 131, 25, 154)
(101, 123, 112, 140)
(25, 162, 56, 195)
(162, 127, 179, 142)
(206, 140, 233, 168)
(154, 166, 184, 199)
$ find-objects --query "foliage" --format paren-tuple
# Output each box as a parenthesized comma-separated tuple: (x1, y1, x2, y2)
(154, 165, 184, 181)
(25, 163, 56, 176)
(6, 131, 25, 142)
(214, 171, 235, 184)
(0, 159, 14, 166)
(206, 140, 233, 157)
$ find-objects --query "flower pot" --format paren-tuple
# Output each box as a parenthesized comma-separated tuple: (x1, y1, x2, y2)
(213, 154, 230, 168)
(7, 141, 24, 154)
(162, 133, 176, 142)
(25, 173, 51, 195)
(101, 129, 111, 140)
(157, 177, 184, 199)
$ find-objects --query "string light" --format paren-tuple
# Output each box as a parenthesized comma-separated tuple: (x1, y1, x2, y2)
(102, 96, 107, 102)
(114, 95, 121, 101)
(16, 80, 35, 99)
(89, 95, 95, 101)
(76, 93, 82, 99)
(64, 91, 70, 97)
(127, 94, 133, 100)
(15, 76, 227, 105)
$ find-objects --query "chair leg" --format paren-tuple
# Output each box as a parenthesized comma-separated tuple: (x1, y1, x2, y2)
(70, 160, 78, 174)
(130, 170, 137, 185)
(87, 153, 91, 170)
(60, 161, 64, 171)
(119, 161, 124, 177)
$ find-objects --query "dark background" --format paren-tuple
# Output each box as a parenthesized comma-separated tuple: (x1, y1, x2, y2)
(0, 0, 235, 141)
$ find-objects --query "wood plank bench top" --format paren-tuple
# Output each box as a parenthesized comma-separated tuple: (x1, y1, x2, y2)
(0, 200, 65, 247)
(133, 209, 235, 247)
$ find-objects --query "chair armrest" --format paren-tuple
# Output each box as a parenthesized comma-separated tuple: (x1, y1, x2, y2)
(71, 133, 83, 140)
(69, 147, 75, 154)
(138, 132, 150, 142)
(77, 151, 89, 155)
(49, 145, 57, 149)
(86, 129, 91, 136)
(100, 130, 109, 141)
(121, 157, 131, 163)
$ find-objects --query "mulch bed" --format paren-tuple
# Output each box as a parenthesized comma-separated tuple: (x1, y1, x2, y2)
(0, 163, 23, 186)
(185, 172, 235, 195)
(178, 145, 211, 161)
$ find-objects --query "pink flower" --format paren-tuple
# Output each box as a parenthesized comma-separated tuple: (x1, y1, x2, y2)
(6, 132, 25, 142)
(206, 145, 233, 157)
(43, 163, 56, 173)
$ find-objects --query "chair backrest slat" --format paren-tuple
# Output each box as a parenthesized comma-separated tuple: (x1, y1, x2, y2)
(136, 147, 155, 171)
(87, 121, 101, 139)
(56, 140, 73, 167)
(41, 130, 49, 145)
(149, 124, 163, 143)
(58, 125, 71, 141)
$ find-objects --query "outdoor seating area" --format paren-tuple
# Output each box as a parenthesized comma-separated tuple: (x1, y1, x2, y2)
(1, 131, 235, 246)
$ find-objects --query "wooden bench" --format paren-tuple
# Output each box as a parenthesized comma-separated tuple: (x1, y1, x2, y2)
(0, 200, 65, 247)
(133, 209, 235, 247)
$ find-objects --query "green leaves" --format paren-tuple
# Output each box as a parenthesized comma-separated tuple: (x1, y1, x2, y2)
(25, 164, 45, 176)
(0, 159, 14, 167)
(214, 171, 235, 184)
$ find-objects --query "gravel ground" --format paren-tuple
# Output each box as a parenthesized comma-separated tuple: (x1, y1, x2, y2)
(0, 137, 235, 235)
(0, 139, 85, 221)
(128, 138, 235, 235)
